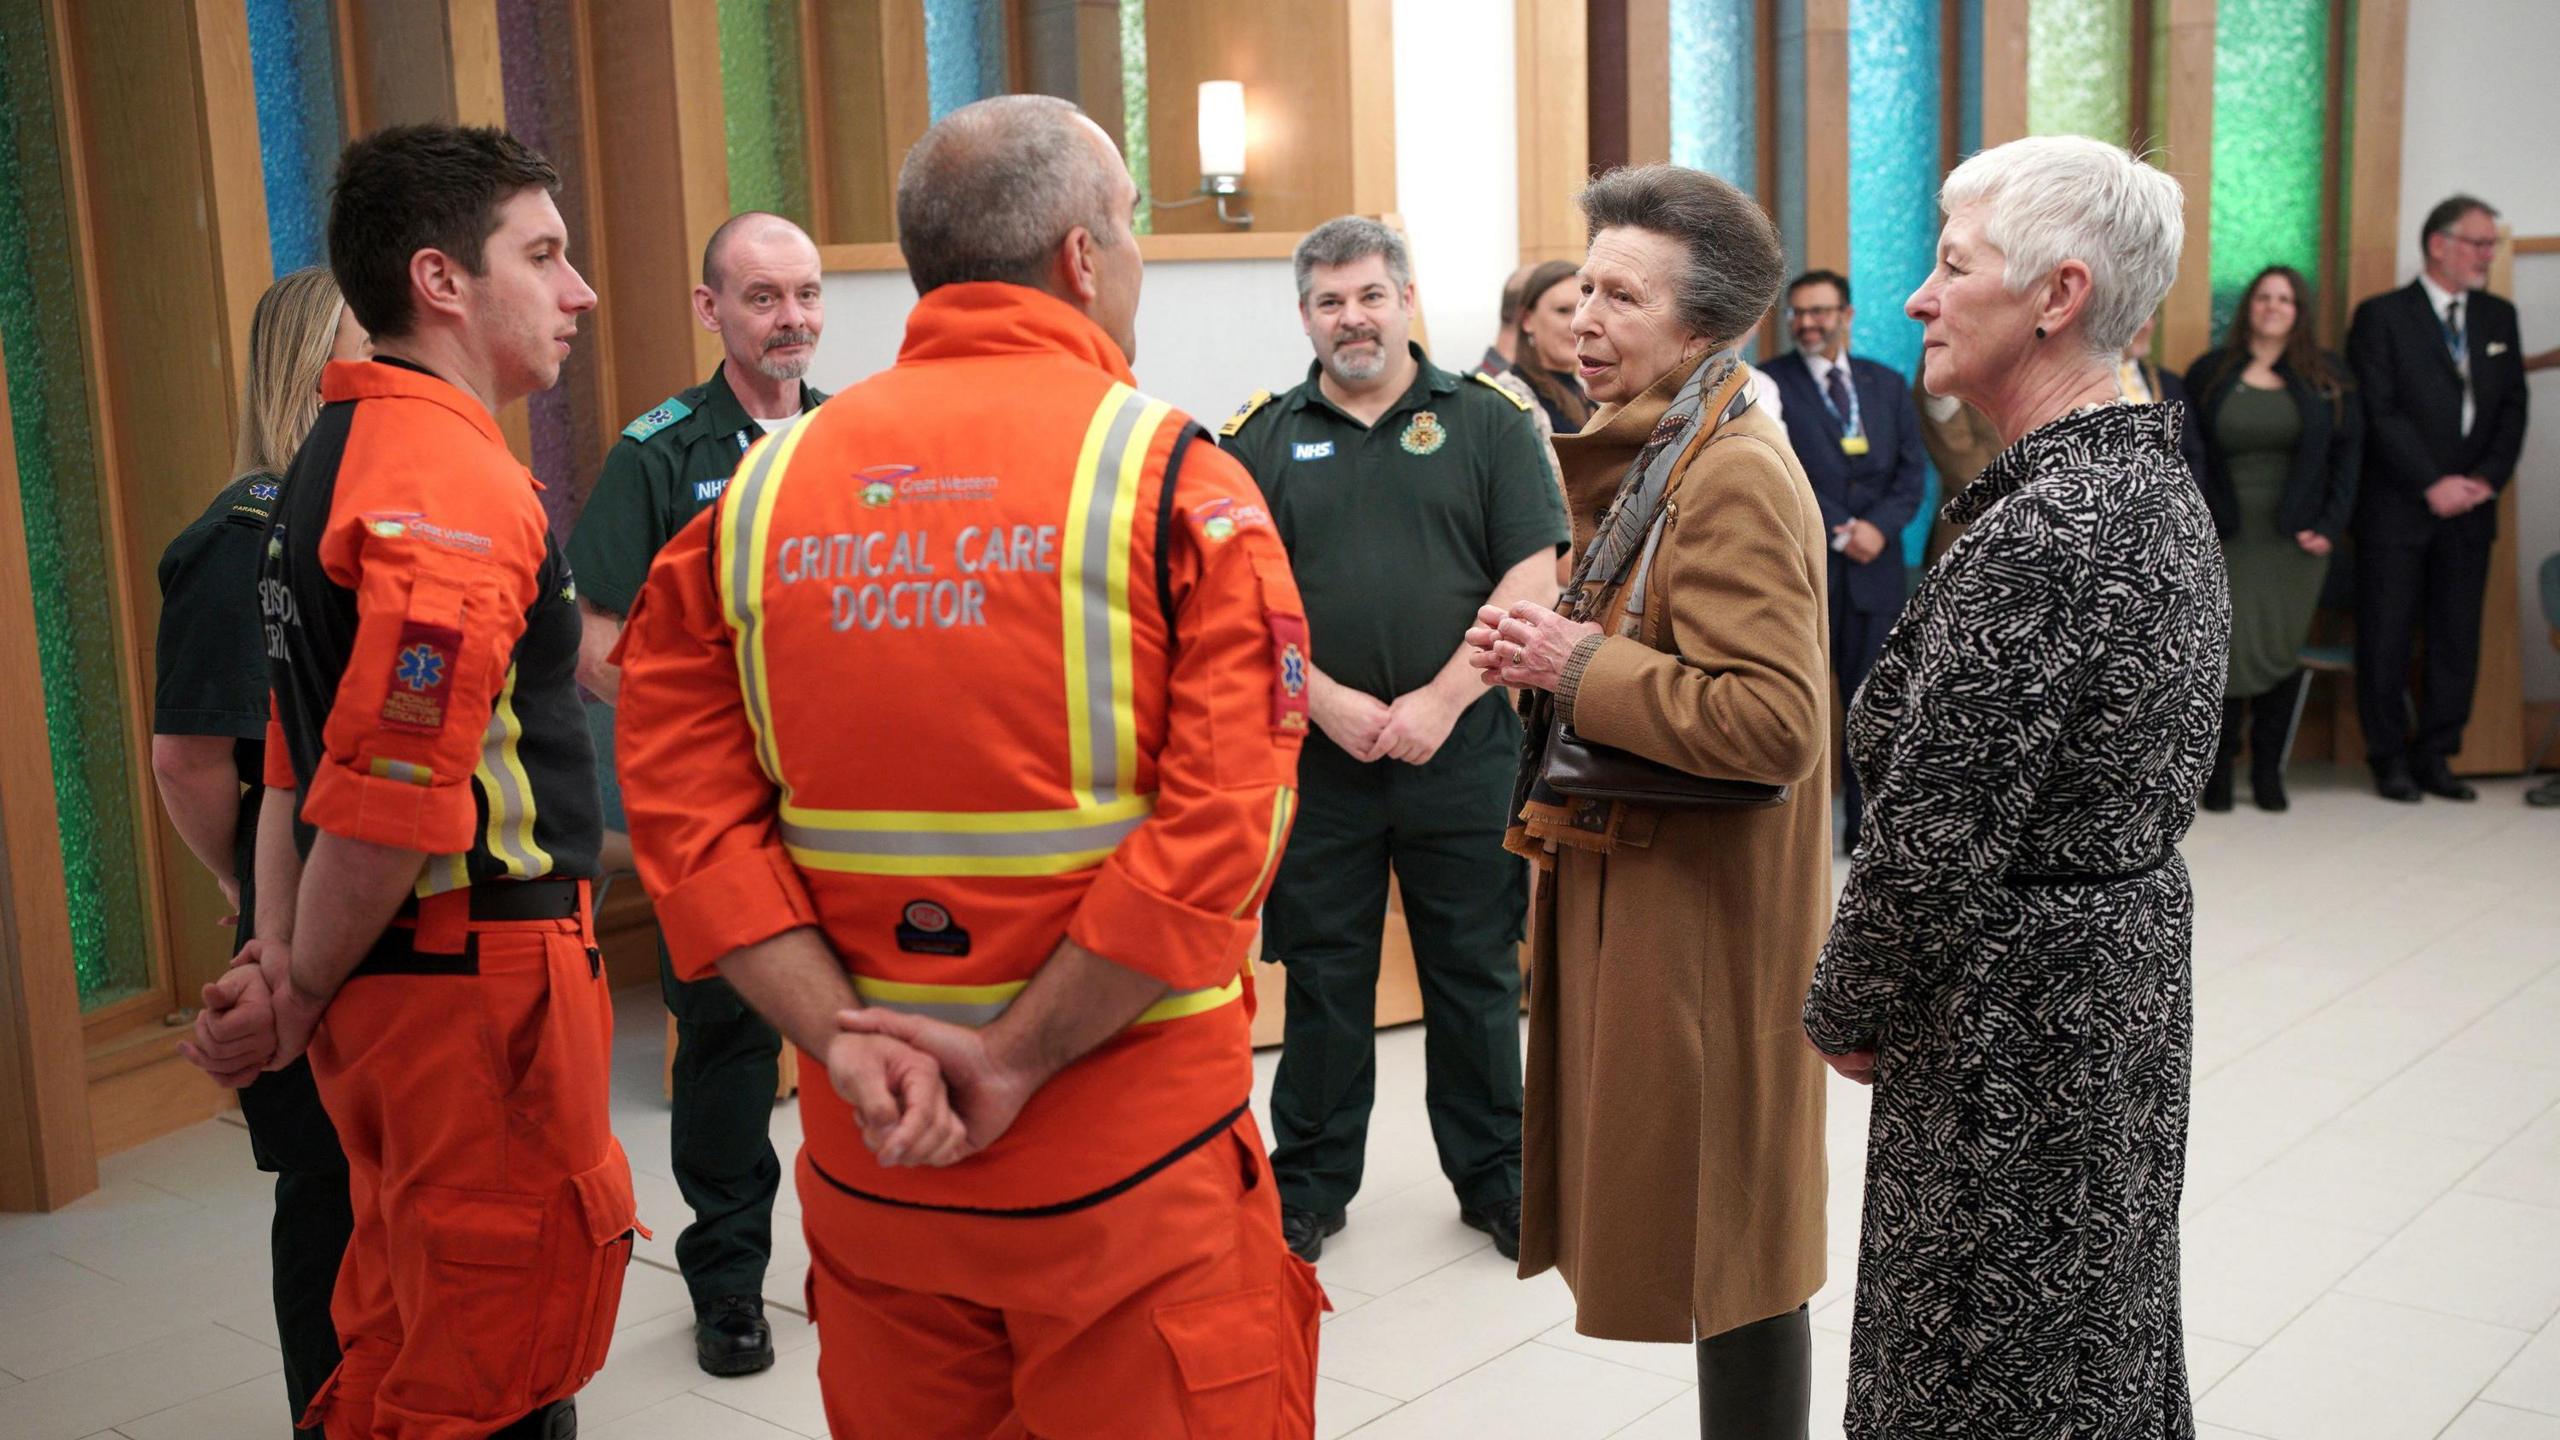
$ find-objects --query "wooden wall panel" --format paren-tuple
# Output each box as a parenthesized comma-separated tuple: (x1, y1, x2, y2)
(1623, 0, 1671, 167)
(2154, 0, 2213, 366)
(1979, 0, 2029, 149)
(0, 327, 99, 1211)
(1142, 0, 1392, 236)
(2345, 0, 2405, 313)
(809, 0, 929, 246)
(1515, 0, 1589, 265)
(1801, 0, 1849, 272)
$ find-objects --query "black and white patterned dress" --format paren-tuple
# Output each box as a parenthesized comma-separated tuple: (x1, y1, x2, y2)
(1804, 402, 2230, 1439)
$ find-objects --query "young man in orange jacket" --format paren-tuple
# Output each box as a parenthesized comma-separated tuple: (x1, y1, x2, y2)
(613, 94, 1324, 1437)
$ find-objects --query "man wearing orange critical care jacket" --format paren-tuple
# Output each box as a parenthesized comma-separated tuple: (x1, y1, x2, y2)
(181, 124, 635, 1440)
(613, 93, 1325, 1438)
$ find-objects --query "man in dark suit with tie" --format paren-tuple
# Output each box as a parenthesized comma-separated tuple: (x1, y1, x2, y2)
(1760, 269, 1927, 850)
(2347, 195, 2530, 803)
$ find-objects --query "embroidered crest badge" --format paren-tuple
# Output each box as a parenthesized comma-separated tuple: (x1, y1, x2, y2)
(1399, 410, 1447, 456)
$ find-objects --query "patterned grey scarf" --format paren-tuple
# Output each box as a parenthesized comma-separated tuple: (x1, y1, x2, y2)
(1558, 350, 1747, 625)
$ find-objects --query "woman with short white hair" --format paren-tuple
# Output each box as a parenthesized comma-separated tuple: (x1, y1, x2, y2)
(1802, 135, 2229, 1436)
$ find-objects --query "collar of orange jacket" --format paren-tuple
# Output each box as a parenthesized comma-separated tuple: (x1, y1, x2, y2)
(319, 356, 521, 462)
(896, 282, 1136, 384)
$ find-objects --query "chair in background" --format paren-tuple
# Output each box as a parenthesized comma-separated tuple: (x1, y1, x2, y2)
(2529, 554, 2560, 808)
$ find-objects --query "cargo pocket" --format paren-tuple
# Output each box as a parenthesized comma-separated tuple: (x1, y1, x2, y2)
(1154, 1287, 1281, 1440)
(413, 1184, 547, 1419)
(531, 1143, 641, 1399)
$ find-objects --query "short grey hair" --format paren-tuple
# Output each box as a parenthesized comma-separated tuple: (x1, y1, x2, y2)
(1939, 135, 2186, 357)
(1574, 165, 1784, 348)
(1293, 217, 1411, 303)
(895, 94, 1124, 296)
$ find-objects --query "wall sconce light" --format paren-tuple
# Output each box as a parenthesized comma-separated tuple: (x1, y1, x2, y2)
(1153, 80, 1253, 228)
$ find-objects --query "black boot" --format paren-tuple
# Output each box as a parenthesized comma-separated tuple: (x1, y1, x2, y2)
(1695, 1304, 1810, 1438)
(2249, 672, 2301, 812)
(2203, 699, 2242, 812)
(487, 1399, 576, 1439)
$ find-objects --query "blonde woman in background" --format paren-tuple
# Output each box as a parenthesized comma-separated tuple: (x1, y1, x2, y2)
(152, 264, 366, 1435)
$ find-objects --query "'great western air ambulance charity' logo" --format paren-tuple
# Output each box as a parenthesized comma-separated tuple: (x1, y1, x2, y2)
(857, 464, 919, 507)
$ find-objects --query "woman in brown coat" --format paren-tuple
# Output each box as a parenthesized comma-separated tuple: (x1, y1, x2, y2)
(1468, 164, 1833, 1437)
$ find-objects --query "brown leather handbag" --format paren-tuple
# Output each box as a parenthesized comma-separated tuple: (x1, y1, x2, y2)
(1537, 722, 1787, 808)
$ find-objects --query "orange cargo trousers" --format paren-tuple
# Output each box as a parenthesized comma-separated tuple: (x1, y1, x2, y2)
(801, 1111, 1325, 1439)
(301, 888, 640, 1440)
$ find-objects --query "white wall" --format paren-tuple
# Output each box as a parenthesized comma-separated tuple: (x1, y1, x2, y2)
(811, 260, 1313, 431)
(2400, 0, 2560, 703)
(1391, 0, 1522, 369)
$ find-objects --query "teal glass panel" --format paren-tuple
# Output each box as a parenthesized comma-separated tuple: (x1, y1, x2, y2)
(0, 6, 153, 1010)
(718, 0, 812, 225)
(1849, 0, 1940, 564)
(1120, 0, 1151, 233)
(1669, 0, 1755, 191)
(245, 0, 342, 276)
(2210, 0, 2330, 340)
(2028, 0, 2131, 143)
(1959, 0, 1983, 157)
(926, 0, 1010, 122)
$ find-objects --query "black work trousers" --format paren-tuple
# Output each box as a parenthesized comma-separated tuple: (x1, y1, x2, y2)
(661, 945, 783, 1307)
(1263, 704, 1526, 1218)
(2355, 509, 2494, 765)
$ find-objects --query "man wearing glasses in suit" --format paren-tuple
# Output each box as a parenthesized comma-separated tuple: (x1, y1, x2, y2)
(2347, 195, 2530, 803)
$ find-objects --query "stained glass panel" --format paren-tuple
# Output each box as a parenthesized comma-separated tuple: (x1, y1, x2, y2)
(2210, 0, 2330, 340)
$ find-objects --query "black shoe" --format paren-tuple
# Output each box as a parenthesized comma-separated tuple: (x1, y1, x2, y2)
(2529, 777, 2560, 809)
(2413, 757, 2478, 802)
(1280, 1206, 1344, 1263)
(2373, 759, 2421, 803)
(487, 1399, 577, 1439)
(1696, 1305, 1810, 1438)
(2250, 764, 2288, 812)
(2247, 676, 2297, 813)
(2202, 757, 2237, 812)
(1459, 1195, 1522, 1262)
(694, 1295, 775, 1377)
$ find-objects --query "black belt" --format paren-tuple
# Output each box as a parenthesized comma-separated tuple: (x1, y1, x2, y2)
(354, 878, 589, 979)
(808, 1103, 1250, 1219)
(2003, 851, 2170, 888)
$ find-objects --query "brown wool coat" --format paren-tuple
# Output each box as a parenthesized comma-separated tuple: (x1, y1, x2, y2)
(1518, 360, 1835, 1343)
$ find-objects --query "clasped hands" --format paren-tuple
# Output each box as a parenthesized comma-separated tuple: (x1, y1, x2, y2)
(178, 940, 327, 1089)
(1310, 675, 1467, 764)
(1465, 601, 1601, 694)
(2425, 474, 2496, 519)
(824, 1009, 1041, 1170)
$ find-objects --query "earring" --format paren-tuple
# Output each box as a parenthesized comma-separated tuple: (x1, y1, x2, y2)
(2034, 326, 2047, 340)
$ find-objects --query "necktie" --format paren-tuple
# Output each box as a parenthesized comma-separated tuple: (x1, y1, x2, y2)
(2444, 298, 2465, 364)
(1825, 365, 1852, 429)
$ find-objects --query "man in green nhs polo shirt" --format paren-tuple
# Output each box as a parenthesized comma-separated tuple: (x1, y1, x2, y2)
(567, 210, 828, 1380)
(1220, 217, 1567, 1265)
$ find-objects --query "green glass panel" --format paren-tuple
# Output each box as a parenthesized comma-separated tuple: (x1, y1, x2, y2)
(718, 0, 811, 226)
(1121, 0, 1150, 234)
(2028, 0, 2131, 144)
(0, 4, 154, 1011)
(2210, 0, 2330, 340)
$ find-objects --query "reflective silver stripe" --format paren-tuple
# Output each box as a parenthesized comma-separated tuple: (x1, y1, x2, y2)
(1077, 390, 1149, 803)
(476, 669, 543, 877)
(861, 996, 1013, 1027)
(778, 811, 1149, 859)
(725, 435, 790, 782)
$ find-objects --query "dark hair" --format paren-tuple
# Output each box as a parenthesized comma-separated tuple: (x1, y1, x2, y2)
(328, 124, 560, 340)
(1513, 260, 1591, 430)
(2208, 265, 2345, 397)
(1787, 269, 1851, 308)
(2420, 193, 2498, 251)
(1575, 165, 1783, 348)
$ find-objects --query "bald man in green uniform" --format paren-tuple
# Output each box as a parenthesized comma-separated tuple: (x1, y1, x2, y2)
(1221, 218, 1567, 1264)
(568, 211, 827, 1378)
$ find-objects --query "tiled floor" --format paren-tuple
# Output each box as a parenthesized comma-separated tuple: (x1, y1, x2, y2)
(5, 767, 2556, 1439)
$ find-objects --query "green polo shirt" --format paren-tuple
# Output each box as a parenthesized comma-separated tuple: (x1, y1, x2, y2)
(1219, 344, 1565, 704)
(567, 363, 829, 616)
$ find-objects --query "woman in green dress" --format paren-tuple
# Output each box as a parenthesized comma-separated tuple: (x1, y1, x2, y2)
(2183, 265, 2363, 811)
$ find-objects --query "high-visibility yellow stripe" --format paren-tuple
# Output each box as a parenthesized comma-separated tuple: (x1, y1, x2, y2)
(415, 850, 470, 898)
(718, 422, 819, 799)
(850, 973, 1243, 1028)
(1100, 399, 1165, 803)
(780, 794, 1154, 833)
(475, 666, 551, 878)
(784, 843, 1132, 878)
(1232, 786, 1296, 918)
(1059, 391, 1124, 807)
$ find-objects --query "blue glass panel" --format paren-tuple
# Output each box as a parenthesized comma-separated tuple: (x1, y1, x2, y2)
(926, 0, 1010, 121)
(1669, 0, 1755, 192)
(246, 0, 343, 276)
(1774, 0, 1807, 281)
(1848, 0, 1940, 564)
(1959, 0, 1983, 157)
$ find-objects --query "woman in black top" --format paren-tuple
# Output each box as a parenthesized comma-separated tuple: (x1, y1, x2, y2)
(2181, 265, 2361, 812)
(150, 264, 366, 1433)
(1512, 258, 1594, 436)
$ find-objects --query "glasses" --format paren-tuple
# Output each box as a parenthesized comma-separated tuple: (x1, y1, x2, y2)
(1788, 306, 1843, 321)
(2442, 234, 2501, 252)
